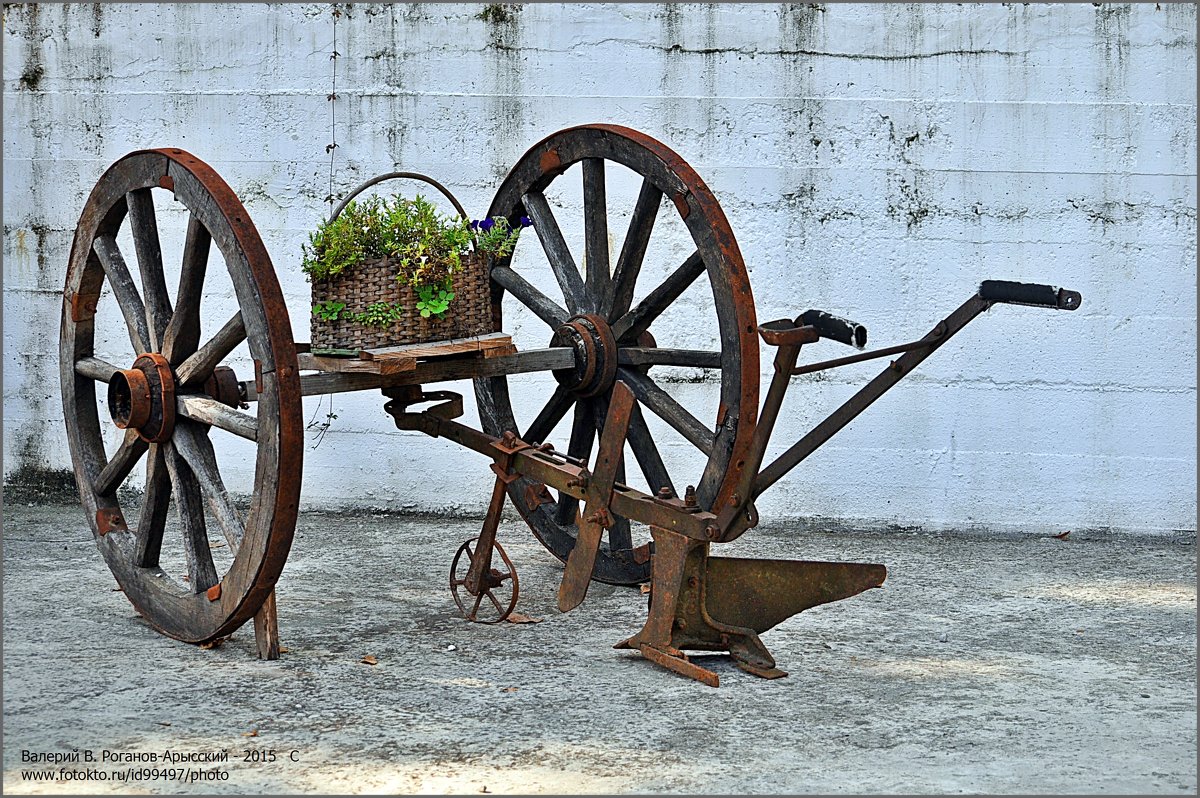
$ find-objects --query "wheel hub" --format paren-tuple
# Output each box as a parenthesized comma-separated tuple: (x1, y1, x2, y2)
(550, 313, 618, 398)
(108, 353, 175, 443)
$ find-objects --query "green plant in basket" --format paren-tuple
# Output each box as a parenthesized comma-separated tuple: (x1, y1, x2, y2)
(415, 280, 455, 319)
(303, 192, 531, 326)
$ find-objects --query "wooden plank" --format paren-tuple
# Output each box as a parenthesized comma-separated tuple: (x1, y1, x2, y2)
(358, 332, 514, 360)
(617, 347, 723, 369)
(288, 347, 575, 396)
(301, 333, 516, 375)
(296, 352, 392, 374)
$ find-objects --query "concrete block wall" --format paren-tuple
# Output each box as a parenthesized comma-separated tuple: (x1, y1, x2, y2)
(3, 3, 1195, 535)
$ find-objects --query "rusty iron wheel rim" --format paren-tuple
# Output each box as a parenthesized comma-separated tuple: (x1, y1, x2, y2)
(476, 124, 759, 585)
(60, 148, 302, 644)
(449, 537, 519, 624)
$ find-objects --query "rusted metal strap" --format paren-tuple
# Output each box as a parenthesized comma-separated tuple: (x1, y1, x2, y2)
(557, 380, 637, 612)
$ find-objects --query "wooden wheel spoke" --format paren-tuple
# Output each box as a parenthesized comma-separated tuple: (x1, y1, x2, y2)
(491, 265, 569, 329)
(521, 190, 589, 314)
(92, 234, 151, 354)
(135, 444, 170, 568)
(75, 357, 120, 383)
(608, 179, 662, 320)
(627, 403, 675, 497)
(174, 312, 246, 387)
(161, 213, 211, 366)
(582, 158, 610, 313)
(617, 367, 715, 456)
(94, 428, 150, 497)
(161, 440, 219, 593)
(126, 189, 172, 350)
(610, 250, 705, 342)
(555, 401, 595, 526)
(172, 421, 245, 552)
(177, 394, 258, 441)
(523, 387, 573, 445)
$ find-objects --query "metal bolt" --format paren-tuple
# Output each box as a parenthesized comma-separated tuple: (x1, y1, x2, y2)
(501, 431, 517, 446)
(687, 576, 699, 588)
(684, 486, 697, 507)
(705, 525, 720, 541)
(657, 486, 675, 500)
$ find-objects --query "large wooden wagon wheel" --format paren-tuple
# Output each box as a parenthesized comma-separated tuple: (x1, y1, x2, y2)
(476, 124, 760, 585)
(60, 149, 302, 645)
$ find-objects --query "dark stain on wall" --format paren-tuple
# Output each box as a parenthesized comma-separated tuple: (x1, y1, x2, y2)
(480, 3, 525, 178)
(4, 432, 77, 504)
(18, 62, 43, 91)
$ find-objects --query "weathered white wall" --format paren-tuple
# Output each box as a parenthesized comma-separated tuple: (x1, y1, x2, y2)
(3, 3, 1195, 535)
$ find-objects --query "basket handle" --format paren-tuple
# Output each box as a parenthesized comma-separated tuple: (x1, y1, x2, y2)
(329, 171, 470, 222)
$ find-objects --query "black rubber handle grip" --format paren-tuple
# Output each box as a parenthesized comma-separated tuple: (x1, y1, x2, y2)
(799, 309, 868, 350)
(979, 280, 1082, 311)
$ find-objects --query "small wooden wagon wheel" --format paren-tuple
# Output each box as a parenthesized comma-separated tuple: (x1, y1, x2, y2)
(60, 149, 303, 644)
(476, 124, 760, 585)
(449, 537, 519, 623)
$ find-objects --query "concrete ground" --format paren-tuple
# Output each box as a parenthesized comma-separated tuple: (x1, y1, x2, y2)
(2, 500, 1195, 794)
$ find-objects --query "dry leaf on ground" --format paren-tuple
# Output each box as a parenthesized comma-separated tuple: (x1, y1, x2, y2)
(501, 687, 518, 693)
(361, 654, 378, 665)
(199, 638, 224, 650)
(242, 729, 259, 738)
(640, 584, 652, 594)
(1052, 531, 1071, 540)
(504, 612, 543, 624)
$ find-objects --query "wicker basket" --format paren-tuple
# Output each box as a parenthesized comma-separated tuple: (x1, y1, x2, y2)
(310, 252, 493, 351)
(307, 170, 494, 352)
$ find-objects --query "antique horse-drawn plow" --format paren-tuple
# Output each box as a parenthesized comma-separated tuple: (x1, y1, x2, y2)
(61, 125, 1080, 686)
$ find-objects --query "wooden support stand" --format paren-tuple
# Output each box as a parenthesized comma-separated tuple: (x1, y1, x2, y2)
(253, 589, 280, 660)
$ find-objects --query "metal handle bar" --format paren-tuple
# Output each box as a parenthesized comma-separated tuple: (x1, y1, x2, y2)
(329, 171, 471, 222)
(980, 280, 1082, 310)
(716, 281, 1083, 540)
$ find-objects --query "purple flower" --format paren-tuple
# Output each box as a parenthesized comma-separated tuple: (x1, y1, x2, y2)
(480, 218, 496, 232)
(469, 220, 480, 231)
(519, 216, 532, 228)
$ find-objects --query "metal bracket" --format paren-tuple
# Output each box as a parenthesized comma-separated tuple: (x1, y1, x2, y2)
(69, 292, 101, 322)
(95, 508, 127, 536)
